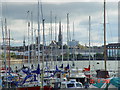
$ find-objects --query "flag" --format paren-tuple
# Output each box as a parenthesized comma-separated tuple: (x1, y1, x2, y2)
(83, 65, 90, 72)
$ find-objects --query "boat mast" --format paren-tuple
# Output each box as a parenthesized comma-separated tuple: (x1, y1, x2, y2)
(89, 16, 91, 69)
(62, 25, 64, 65)
(4, 18, 8, 88)
(67, 13, 69, 63)
(41, 19, 45, 88)
(104, 0, 107, 71)
(73, 22, 75, 40)
(38, 0, 40, 64)
(4, 18, 7, 69)
(1, 20, 4, 68)
(50, 11, 53, 68)
(55, 16, 57, 65)
(40, 0, 45, 88)
(27, 11, 30, 67)
(23, 36, 25, 66)
(72, 22, 75, 66)
(31, 11, 34, 65)
(8, 29, 10, 71)
(34, 29, 37, 66)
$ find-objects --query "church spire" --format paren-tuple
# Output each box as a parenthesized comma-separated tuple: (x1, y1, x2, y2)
(58, 21, 62, 48)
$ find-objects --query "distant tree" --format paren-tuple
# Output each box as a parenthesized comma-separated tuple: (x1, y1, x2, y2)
(63, 44, 68, 49)
(1, 52, 17, 59)
(10, 52, 17, 59)
(77, 44, 87, 49)
(1, 53, 4, 59)
(77, 54, 82, 59)
(94, 53, 104, 59)
(58, 53, 71, 60)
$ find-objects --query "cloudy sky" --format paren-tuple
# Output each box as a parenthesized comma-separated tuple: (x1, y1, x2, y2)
(0, 0, 118, 46)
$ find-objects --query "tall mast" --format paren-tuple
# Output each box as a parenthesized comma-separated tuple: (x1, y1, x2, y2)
(34, 29, 37, 66)
(1, 19, 5, 68)
(37, 1, 41, 89)
(4, 18, 7, 70)
(72, 22, 75, 67)
(50, 11, 52, 41)
(27, 11, 30, 67)
(104, 0, 107, 71)
(38, 1, 40, 64)
(62, 25, 64, 64)
(67, 13, 69, 62)
(2, 19, 6, 69)
(4, 18, 8, 88)
(55, 16, 57, 41)
(23, 36, 25, 66)
(8, 29, 10, 71)
(50, 11, 53, 68)
(31, 11, 34, 65)
(41, 19, 45, 88)
(89, 16, 91, 68)
(55, 16, 57, 65)
(73, 22, 74, 40)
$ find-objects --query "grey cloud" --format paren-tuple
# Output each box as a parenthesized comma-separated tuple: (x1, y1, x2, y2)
(1, 2, 118, 46)
(2, 2, 117, 23)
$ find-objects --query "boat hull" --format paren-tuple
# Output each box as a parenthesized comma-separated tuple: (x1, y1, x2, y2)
(17, 86, 40, 90)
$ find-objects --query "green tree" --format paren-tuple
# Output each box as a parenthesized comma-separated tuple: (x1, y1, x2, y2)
(1, 52, 17, 59)
(63, 44, 68, 49)
(94, 53, 104, 59)
(77, 54, 82, 59)
(10, 52, 16, 59)
(77, 44, 87, 49)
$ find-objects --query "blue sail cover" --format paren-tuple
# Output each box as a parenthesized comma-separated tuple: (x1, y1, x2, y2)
(22, 74, 33, 84)
(31, 64, 34, 69)
(53, 65, 61, 75)
(72, 62, 75, 67)
(59, 64, 63, 68)
(7, 67, 13, 74)
(34, 74, 37, 81)
(22, 67, 30, 75)
(11, 81, 20, 87)
(55, 65, 61, 72)
(31, 64, 40, 74)
(66, 64, 69, 69)
(56, 65, 59, 71)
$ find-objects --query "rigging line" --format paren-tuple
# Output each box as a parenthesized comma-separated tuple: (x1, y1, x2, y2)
(106, 7, 114, 43)
(0, 0, 2, 20)
(40, 0, 44, 20)
(3, 0, 7, 18)
(94, 2, 105, 45)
